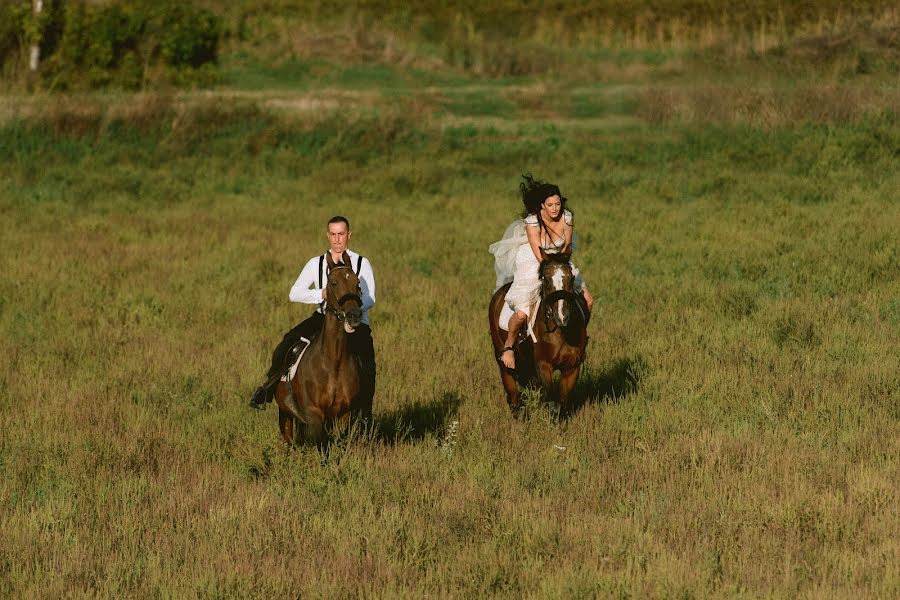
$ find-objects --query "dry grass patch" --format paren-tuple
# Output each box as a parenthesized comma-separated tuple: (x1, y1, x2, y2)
(638, 83, 900, 127)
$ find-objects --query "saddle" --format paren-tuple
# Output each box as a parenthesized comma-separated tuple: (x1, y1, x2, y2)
(279, 336, 313, 383)
(251, 327, 324, 409)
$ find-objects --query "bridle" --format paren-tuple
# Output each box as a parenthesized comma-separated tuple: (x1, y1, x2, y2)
(325, 265, 362, 322)
(540, 263, 585, 331)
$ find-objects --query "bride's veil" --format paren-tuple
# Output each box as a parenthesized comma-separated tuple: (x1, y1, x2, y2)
(488, 219, 527, 291)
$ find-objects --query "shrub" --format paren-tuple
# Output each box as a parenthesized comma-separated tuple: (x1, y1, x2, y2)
(155, 2, 220, 69)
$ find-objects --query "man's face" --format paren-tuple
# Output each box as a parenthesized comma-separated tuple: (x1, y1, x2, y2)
(327, 221, 351, 255)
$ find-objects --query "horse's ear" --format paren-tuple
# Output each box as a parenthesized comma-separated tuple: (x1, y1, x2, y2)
(326, 252, 336, 270)
(562, 247, 572, 260)
(341, 250, 351, 267)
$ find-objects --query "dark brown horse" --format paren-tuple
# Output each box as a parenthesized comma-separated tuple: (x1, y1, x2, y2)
(489, 250, 589, 416)
(274, 251, 365, 445)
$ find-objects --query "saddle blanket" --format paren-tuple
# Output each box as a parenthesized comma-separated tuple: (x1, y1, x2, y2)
(498, 295, 539, 342)
(280, 336, 312, 382)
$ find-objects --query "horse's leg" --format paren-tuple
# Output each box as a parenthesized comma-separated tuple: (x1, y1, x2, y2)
(558, 364, 581, 417)
(274, 381, 297, 445)
(496, 360, 521, 416)
(335, 411, 353, 440)
(536, 362, 554, 398)
(278, 410, 295, 446)
(301, 408, 326, 447)
(536, 361, 556, 415)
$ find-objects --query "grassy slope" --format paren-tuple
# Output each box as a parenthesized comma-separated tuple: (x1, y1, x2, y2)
(1, 23, 899, 599)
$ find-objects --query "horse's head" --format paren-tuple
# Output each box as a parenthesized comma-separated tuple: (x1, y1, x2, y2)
(539, 248, 576, 328)
(325, 251, 363, 332)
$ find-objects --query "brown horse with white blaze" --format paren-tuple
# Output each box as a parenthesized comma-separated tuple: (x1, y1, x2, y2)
(489, 250, 589, 415)
(274, 250, 365, 445)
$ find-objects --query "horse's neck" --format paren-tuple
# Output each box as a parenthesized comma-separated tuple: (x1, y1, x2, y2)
(317, 312, 351, 363)
(536, 294, 585, 341)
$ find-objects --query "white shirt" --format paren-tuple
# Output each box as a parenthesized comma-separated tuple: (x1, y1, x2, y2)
(289, 249, 375, 325)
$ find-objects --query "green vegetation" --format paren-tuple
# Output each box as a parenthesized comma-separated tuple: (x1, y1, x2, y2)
(1, 93, 898, 596)
(1, 1, 898, 597)
(3, 0, 899, 89)
(1, 0, 221, 89)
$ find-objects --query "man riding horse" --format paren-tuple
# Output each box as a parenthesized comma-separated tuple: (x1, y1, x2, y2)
(249, 216, 376, 414)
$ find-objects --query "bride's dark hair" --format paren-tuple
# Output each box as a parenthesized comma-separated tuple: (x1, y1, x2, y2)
(520, 173, 569, 218)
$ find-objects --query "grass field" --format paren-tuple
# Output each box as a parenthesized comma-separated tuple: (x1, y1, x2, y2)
(1, 11, 899, 597)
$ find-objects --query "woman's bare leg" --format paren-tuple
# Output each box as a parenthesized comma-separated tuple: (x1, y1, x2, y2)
(501, 310, 527, 369)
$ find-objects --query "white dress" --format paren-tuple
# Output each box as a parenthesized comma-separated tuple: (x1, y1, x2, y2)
(489, 209, 585, 317)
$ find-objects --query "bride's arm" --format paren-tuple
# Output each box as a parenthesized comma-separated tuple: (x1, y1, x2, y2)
(564, 212, 574, 253)
(527, 224, 543, 261)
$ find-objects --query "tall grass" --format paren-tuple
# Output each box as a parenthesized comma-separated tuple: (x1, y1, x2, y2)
(215, 0, 900, 77)
(1, 86, 898, 595)
(4, 1, 897, 89)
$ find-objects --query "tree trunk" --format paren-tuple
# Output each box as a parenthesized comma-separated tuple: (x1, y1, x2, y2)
(29, 0, 43, 71)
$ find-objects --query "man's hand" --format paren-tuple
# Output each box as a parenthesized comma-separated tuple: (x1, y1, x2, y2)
(321, 288, 327, 300)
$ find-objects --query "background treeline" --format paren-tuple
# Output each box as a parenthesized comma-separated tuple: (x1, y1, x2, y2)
(0, 0, 221, 89)
(230, 0, 897, 42)
(1, 0, 897, 89)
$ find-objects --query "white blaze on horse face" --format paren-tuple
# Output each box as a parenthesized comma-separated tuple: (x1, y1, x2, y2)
(551, 268, 566, 322)
(550, 268, 565, 290)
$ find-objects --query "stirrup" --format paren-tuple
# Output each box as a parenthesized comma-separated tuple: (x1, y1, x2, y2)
(517, 327, 529, 343)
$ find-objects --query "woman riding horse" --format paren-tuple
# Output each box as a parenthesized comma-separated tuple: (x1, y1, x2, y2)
(489, 174, 594, 370)
(488, 175, 594, 415)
